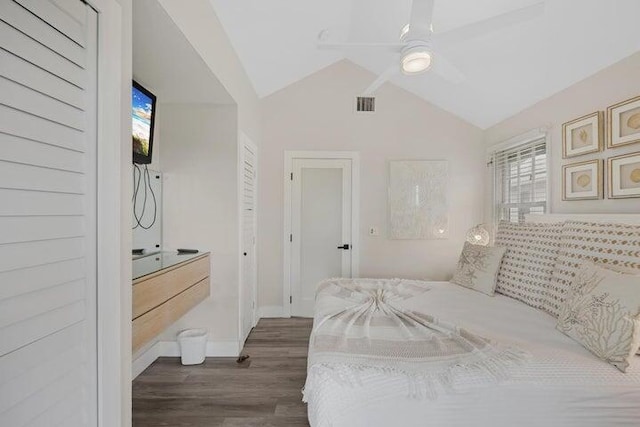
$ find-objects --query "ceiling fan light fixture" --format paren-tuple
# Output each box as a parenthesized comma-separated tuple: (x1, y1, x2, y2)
(401, 46, 432, 75)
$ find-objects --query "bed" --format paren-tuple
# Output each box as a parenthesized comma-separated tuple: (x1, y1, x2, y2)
(304, 214, 640, 427)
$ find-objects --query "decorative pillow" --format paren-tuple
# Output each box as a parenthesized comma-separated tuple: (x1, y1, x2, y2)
(546, 221, 640, 318)
(451, 242, 506, 296)
(556, 263, 640, 372)
(494, 221, 564, 311)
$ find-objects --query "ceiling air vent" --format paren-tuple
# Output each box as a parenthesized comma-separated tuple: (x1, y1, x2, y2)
(356, 96, 375, 113)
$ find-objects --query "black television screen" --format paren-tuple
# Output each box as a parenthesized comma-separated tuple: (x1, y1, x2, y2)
(132, 81, 156, 164)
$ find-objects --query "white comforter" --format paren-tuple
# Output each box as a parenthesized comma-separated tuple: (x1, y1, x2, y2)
(306, 281, 640, 427)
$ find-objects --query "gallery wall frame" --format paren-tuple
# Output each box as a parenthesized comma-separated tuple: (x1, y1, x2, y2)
(608, 151, 640, 199)
(562, 111, 603, 159)
(607, 95, 640, 149)
(562, 159, 603, 201)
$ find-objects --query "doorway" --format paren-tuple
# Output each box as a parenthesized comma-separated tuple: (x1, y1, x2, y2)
(284, 152, 360, 317)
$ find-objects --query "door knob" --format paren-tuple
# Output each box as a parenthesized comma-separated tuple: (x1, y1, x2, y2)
(337, 244, 350, 250)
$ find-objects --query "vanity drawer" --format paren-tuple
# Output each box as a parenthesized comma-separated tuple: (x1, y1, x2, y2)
(132, 254, 209, 319)
(132, 277, 210, 354)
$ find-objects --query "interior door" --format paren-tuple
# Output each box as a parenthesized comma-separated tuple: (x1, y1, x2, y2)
(0, 0, 99, 425)
(240, 140, 257, 343)
(291, 159, 352, 317)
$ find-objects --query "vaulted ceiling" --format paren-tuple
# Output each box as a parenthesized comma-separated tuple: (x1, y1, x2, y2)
(210, 0, 640, 128)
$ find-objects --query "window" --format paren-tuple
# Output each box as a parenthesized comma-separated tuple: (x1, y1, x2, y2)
(491, 137, 548, 223)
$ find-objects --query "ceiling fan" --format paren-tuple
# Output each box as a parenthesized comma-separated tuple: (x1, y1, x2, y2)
(318, 0, 545, 95)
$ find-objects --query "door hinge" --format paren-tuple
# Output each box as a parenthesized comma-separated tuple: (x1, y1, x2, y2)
(290, 172, 293, 180)
(290, 295, 292, 304)
(289, 234, 292, 242)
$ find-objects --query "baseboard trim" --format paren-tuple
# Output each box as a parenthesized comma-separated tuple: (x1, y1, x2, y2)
(132, 341, 161, 379)
(258, 305, 284, 318)
(132, 339, 240, 379)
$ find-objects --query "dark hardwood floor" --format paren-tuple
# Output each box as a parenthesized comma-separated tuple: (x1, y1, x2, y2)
(132, 318, 313, 426)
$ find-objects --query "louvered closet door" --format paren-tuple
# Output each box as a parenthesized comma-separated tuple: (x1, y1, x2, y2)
(0, 1, 98, 426)
(240, 142, 257, 343)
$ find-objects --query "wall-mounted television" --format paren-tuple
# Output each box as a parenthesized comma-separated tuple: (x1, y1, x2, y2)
(132, 81, 157, 164)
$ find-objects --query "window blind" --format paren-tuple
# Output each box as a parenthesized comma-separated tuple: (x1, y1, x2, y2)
(491, 137, 547, 223)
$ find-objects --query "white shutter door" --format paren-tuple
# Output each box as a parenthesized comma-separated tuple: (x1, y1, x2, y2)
(241, 142, 257, 341)
(0, 1, 98, 426)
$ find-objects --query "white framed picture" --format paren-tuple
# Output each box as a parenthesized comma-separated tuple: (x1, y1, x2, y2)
(562, 111, 603, 158)
(562, 159, 602, 201)
(607, 95, 640, 148)
(608, 152, 640, 199)
(388, 160, 449, 239)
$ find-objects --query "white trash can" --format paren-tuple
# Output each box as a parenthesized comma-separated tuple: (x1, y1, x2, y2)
(177, 328, 207, 365)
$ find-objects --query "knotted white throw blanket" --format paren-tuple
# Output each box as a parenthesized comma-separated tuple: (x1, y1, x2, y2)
(303, 278, 528, 402)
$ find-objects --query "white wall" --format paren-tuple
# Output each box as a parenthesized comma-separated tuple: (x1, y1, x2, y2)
(258, 60, 485, 312)
(485, 52, 640, 218)
(158, 104, 241, 349)
(158, 0, 261, 145)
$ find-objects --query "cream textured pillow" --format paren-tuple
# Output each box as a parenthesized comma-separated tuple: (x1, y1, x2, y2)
(451, 242, 506, 296)
(546, 221, 640, 318)
(494, 221, 564, 310)
(556, 263, 640, 372)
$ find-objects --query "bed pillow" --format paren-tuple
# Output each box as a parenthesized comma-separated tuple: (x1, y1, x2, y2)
(556, 262, 640, 372)
(494, 221, 564, 311)
(451, 242, 506, 296)
(546, 221, 640, 318)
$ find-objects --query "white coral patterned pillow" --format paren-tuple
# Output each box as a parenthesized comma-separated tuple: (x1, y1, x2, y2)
(556, 263, 640, 372)
(451, 242, 506, 296)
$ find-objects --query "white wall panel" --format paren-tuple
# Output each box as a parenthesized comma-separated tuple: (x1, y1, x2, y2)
(0, 21, 85, 88)
(0, 105, 84, 151)
(0, 190, 83, 216)
(14, 0, 86, 47)
(0, 49, 85, 109)
(0, 133, 84, 173)
(0, 77, 85, 131)
(0, 0, 85, 67)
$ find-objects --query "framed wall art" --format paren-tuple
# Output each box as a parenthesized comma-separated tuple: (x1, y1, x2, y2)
(608, 152, 640, 199)
(562, 111, 603, 158)
(607, 95, 640, 148)
(388, 160, 449, 239)
(562, 159, 602, 201)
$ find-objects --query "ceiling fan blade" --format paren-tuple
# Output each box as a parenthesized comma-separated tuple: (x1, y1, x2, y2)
(363, 64, 399, 95)
(317, 41, 404, 52)
(407, 0, 435, 39)
(434, 2, 544, 48)
(430, 53, 465, 84)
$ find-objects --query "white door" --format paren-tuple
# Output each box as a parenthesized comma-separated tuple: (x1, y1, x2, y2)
(0, 1, 99, 425)
(240, 139, 258, 343)
(291, 159, 352, 317)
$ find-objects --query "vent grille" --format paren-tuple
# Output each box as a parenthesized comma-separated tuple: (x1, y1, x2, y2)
(356, 96, 375, 112)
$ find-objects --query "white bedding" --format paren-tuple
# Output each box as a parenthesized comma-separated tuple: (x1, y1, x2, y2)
(306, 281, 640, 427)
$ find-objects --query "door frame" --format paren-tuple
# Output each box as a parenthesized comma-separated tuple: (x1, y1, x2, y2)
(283, 151, 360, 318)
(84, 0, 126, 425)
(238, 132, 259, 348)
